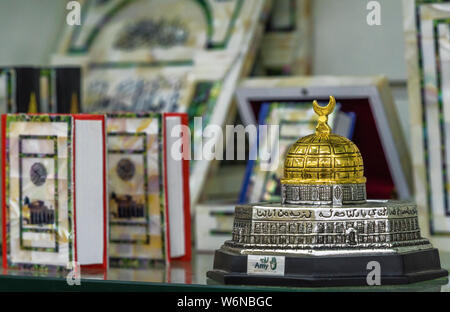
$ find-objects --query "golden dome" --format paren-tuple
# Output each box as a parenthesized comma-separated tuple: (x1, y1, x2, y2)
(281, 96, 366, 186)
(282, 133, 365, 185)
(280, 96, 366, 206)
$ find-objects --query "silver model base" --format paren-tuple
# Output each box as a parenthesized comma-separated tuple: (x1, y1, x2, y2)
(282, 183, 366, 206)
(223, 200, 433, 256)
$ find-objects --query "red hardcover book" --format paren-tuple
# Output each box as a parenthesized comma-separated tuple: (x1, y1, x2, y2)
(163, 113, 191, 262)
(2, 114, 107, 270)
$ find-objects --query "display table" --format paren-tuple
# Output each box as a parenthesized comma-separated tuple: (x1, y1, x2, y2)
(0, 252, 449, 292)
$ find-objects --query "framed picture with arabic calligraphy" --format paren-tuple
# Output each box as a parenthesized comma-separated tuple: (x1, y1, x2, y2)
(52, 0, 270, 206)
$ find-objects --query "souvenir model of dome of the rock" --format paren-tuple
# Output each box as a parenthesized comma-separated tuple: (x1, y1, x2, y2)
(207, 96, 448, 287)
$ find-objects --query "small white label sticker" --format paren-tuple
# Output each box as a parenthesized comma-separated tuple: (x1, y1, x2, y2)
(247, 255, 285, 276)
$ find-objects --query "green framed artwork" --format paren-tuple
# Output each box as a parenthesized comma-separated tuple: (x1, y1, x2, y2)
(107, 114, 166, 267)
(404, 0, 450, 250)
(18, 135, 59, 253)
(3, 115, 74, 271)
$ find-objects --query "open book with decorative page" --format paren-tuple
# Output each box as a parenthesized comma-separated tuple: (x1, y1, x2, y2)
(107, 113, 191, 267)
(2, 114, 107, 271)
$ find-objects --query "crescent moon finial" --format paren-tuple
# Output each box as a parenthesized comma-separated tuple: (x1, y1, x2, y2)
(313, 96, 336, 117)
(313, 96, 336, 136)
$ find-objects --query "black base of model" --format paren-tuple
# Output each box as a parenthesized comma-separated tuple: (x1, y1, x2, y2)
(207, 248, 448, 287)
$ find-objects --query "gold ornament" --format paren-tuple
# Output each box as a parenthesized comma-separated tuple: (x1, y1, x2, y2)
(70, 93, 79, 114)
(27, 92, 38, 113)
(281, 96, 366, 186)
